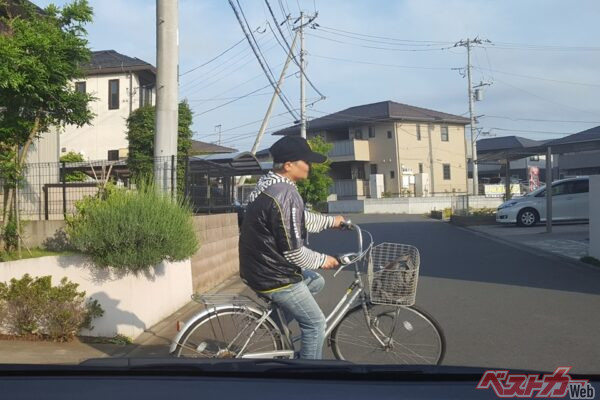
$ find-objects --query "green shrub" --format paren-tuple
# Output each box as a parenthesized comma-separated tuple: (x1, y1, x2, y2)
(66, 183, 199, 272)
(0, 274, 104, 341)
(1, 216, 19, 252)
(60, 152, 88, 182)
(469, 207, 497, 216)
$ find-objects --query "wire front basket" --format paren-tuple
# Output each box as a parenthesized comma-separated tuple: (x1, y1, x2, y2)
(367, 243, 420, 306)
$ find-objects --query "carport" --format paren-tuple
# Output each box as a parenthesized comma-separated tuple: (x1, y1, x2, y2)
(186, 152, 269, 213)
(477, 126, 600, 233)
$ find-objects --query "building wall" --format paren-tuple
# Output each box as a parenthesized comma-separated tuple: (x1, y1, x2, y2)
(60, 72, 149, 160)
(394, 122, 467, 195)
(365, 122, 400, 194)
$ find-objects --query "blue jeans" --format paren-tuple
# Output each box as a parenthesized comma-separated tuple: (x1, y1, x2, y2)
(262, 270, 326, 359)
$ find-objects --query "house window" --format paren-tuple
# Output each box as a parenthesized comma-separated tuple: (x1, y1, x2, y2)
(530, 155, 540, 161)
(140, 85, 153, 107)
(441, 126, 449, 142)
(370, 164, 378, 175)
(368, 126, 375, 138)
(354, 128, 363, 139)
(443, 164, 451, 180)
(419, 163, 423, 174)
(75, 81, 86, 94)
(387, 131, 393, 139)
(416, 124, 421, 141)
(108, 79, 120, 110)
(390, 170, 395, 179)
(107, 150, 119, 161)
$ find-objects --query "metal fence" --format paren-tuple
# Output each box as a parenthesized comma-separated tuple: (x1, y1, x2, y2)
(1, 157, 179, 221)
(451, 195, 470, 216)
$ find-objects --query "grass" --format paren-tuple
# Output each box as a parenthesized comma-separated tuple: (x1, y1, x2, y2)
(0, 248, 74, 262)
(580, 256, 600, 268)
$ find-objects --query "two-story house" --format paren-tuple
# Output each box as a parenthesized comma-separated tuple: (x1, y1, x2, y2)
(60, 50, 157, 161)
(271, 101, 470, 198)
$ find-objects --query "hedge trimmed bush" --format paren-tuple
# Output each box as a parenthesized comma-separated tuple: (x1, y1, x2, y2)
(66, 183, 198, 272)
(0, 274, 104, 341)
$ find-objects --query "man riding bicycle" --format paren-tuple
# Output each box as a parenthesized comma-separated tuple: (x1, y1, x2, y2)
(239, 136, 345, 360)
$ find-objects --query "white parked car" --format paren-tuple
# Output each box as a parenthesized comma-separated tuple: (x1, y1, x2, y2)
(496, 177, 589, 227)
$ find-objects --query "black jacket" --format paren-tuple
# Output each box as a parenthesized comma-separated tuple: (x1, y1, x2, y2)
(239, 172, 334, 292)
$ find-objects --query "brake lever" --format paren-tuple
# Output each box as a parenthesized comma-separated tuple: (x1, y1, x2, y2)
(333, 252, 358, 278)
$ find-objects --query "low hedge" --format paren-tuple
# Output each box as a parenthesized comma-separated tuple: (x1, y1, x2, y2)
(66, 183, 199, 273)
(0, 274, 103, 341)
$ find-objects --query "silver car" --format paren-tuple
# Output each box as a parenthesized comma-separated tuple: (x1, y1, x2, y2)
(496, 177, 589, 227)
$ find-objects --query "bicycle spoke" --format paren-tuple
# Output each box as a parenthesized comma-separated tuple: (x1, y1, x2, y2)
(332, 304, 444, 365)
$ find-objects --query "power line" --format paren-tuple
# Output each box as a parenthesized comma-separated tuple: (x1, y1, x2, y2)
(186, 92, 273, 102)
(487, 127, 571, 135)
(306, 32, 454, 52)
(264, 0, 326, 99)
(310, 53, 458, 70)
(314, 25, 453, 45)
(179, 37, 246, 77)
(493, 76, 600, 117)
(480, 115, 600, 124)
(195, 111, 291, 137)
(235, 0, 298, 116)
(180, 35, 273, 89)
(313, 25, 452, 48)
(193, 72, 297, 116)
(228, 0, 299, 119)
(487, 42, 600, 52)
(473, 66, 600, 87)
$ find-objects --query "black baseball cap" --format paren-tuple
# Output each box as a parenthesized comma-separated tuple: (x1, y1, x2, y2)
(269, 136, 327, 164)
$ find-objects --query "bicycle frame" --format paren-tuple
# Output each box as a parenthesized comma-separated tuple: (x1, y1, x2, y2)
(238, 222, 393, 358)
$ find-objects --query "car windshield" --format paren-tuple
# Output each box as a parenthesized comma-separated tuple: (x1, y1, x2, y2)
(2, 0, 600, 387)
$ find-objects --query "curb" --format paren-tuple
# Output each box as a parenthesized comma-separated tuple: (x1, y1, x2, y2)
(453, 224, 600, 274)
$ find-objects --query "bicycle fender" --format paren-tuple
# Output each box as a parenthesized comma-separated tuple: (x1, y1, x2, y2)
(168, 304, 274, 354)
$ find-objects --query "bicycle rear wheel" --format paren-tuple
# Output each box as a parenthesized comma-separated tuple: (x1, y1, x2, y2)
(330, 304, 445, 365)
(174, 306, 284, 358)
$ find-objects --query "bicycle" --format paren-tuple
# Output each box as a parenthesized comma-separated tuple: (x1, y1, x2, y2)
(169, 221, 446, 364)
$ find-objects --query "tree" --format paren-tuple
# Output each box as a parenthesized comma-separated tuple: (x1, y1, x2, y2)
(126, 101, 194, 195)
(0, 0, 94, 224)
(297, 136, 333, 206)
(60, 151, 87, 182)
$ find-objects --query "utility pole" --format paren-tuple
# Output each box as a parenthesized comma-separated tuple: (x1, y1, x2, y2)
(155, 0, 179, 194)
(454, 37, 491, 197)
(291, 11, 316, 139)
(299, 12, 306, 139)
(215, 124, 222, 145)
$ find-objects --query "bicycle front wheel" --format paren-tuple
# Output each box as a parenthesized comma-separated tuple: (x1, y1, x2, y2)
(174, 306, 284, 358)
(330, 304, 445, 365)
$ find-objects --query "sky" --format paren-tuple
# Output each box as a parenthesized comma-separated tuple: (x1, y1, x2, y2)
(37, 0, 600, 152)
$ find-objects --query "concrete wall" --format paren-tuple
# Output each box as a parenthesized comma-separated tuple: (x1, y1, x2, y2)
(590, 175, 600, 259)
(328, 196, 502, 214)
(191, 214, 240, 293)
(22, 220, 66, 249)
(0, 255, 192, 339)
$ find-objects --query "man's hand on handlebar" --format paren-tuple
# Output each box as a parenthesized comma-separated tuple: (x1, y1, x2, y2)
(332, 215, 346, 229)
(321, 255, 340, 270)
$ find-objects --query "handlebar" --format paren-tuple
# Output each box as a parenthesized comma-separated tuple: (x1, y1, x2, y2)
(332, 219, 371, 277)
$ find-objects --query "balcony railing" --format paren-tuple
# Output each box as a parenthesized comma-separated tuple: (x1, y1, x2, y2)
(328, 140, 370, 162)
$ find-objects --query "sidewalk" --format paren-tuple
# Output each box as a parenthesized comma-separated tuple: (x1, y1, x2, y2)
(466, 222, 590, 261)
(0, 274, 248, 364)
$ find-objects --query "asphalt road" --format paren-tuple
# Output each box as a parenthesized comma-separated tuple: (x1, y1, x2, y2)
(300, 214, 600, 373)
